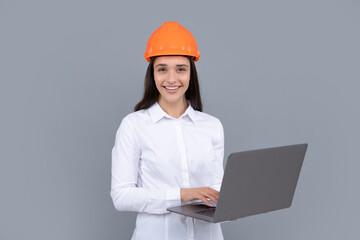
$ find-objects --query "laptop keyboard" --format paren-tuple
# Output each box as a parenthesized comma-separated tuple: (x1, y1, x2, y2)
(196, 208, 216, 217)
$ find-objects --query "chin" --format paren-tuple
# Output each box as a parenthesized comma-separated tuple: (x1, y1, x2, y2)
(160, 95, 184, 103)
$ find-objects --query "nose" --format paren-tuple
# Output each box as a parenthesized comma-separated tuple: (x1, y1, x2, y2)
(167, 69, 177, 83)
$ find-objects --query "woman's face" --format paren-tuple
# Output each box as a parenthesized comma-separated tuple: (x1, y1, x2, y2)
(153, 55, 190, 105)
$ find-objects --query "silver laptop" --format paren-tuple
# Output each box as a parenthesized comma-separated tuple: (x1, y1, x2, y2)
(167, 143, 308, 223)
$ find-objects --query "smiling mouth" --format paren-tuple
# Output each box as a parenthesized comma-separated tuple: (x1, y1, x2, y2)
(163, 86, 181, 90)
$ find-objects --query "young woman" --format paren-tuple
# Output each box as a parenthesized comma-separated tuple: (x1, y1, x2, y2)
(111, 21, 225, 240)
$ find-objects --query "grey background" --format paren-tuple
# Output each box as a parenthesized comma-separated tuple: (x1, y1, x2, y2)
(1, 0, 359, 239)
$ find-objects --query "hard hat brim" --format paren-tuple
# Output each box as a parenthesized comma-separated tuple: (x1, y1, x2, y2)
(144, 51, 200, 63)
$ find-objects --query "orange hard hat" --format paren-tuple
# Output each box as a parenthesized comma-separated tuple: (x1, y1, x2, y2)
(144, 21, 200, 62)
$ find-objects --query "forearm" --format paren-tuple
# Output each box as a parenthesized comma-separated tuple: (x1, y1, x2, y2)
(110, 185, 181, 214)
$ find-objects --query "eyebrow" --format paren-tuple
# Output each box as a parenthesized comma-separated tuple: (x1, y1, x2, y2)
(155, 64, 189, 68)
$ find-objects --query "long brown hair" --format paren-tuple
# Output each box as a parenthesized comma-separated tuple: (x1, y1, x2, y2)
(134, 55, 203, 112)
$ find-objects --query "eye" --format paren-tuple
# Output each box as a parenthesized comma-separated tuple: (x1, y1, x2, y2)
(177, 68, 186, 72)
(158, 68, 166, 72)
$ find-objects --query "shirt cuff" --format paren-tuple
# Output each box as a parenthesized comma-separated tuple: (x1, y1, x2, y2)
(165, 188, 181, 209)
(165, 188, 181, 200)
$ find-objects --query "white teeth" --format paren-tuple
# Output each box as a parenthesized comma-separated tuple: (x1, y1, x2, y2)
(165, 86, 179, 90)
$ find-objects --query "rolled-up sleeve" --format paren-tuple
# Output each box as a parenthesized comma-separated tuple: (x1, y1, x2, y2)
(209, 119, 225, 192)
(110, 116, 181, 214)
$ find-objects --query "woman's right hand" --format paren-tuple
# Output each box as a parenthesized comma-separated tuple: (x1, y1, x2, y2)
(180, 187, 219, 207)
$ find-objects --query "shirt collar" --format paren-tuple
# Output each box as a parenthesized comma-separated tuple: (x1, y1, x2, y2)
(148, 99, 198, 124)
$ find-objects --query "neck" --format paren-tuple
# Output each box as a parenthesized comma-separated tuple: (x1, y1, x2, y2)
(157, 97, 188, 119)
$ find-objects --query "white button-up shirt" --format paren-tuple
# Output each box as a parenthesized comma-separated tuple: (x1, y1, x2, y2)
(110, 100, 225, 240)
